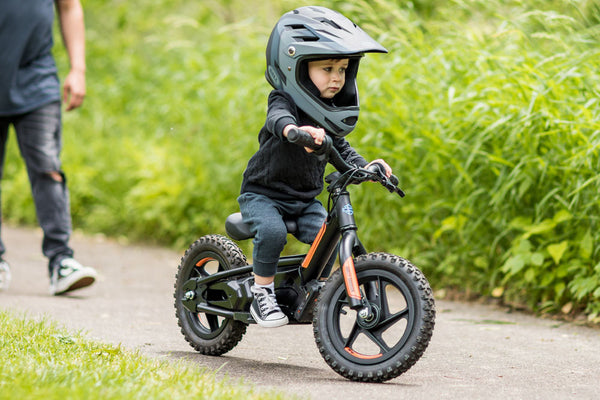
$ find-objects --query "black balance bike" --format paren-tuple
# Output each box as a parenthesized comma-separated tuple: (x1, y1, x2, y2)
(174, 129, 436, 382)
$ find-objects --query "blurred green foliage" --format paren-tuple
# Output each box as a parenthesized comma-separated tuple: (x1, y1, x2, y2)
(2, 0, 599, 321)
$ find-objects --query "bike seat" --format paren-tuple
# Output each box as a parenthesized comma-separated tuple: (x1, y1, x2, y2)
(225, 212, 298, 241)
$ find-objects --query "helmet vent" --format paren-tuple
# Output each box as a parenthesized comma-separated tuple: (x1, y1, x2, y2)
(316, 17, 343, 30)
(342, 116, 358, 126)
(315, 29, 341, 39)
(287, 25, 319, 42)
(293, 34, 319, 42)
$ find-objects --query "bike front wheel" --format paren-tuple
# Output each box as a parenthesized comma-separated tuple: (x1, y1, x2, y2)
(313, 252, 435, 382)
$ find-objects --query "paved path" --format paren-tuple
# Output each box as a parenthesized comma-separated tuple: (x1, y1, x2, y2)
(1, 225, 598, 399)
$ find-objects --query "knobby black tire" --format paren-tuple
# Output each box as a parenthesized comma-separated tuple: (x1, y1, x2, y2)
(313, 253, 435, 382)
(174, 234, 248, 356)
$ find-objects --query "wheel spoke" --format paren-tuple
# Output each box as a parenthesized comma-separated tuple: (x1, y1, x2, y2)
(362, 327, 391, 353)
(365, 279, 380, 305)
(377, 307, 409, 332)
(193, 267, 204, 278)
(343, 321, 362, 349)
(206, 313, 220, 331)
(364, 279, 381, 308)
(379, 281, 391, 316)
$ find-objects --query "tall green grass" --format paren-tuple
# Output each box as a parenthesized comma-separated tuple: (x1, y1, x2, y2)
(344, 0, 600, 319)
(2, 0, 599, 320)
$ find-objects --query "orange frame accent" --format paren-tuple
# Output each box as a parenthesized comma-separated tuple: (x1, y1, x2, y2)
(301, 223, 327, 269)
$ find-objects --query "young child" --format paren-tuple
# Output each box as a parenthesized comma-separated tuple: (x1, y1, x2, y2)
(239, 6, 392, 328)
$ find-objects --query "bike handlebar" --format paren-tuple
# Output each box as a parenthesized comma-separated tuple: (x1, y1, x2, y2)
(287, 128, 405, 197)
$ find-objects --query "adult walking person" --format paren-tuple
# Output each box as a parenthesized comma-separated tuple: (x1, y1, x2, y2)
(0, 0, 97, 295)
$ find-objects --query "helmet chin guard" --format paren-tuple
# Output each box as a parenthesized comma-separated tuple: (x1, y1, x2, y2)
(265, 6, 387, 137)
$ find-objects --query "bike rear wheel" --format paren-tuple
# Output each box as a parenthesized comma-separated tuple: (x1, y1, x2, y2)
(313, 252, 435, 382)
(174, 234, 249, 355)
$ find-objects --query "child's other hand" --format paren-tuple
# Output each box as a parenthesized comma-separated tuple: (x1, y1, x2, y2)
(366, 159, 392, 178)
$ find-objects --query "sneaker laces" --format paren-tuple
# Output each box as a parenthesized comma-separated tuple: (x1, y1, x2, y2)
(253, 287, 282, 315)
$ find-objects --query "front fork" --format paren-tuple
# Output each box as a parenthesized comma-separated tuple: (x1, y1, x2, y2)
(303, 190, 373, 320)
(339, 230, 363, 309)
(339, 229, 374, 322)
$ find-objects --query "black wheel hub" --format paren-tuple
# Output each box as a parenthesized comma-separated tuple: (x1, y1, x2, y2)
(356, 303, 381, 330)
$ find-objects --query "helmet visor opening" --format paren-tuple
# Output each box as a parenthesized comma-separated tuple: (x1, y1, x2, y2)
(298, 56, 361, 109)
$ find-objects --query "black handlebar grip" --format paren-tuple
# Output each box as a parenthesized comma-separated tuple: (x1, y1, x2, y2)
(368, 162, 400, 187)
(366, 162, 386, 175)
(287, 128, 320, 150)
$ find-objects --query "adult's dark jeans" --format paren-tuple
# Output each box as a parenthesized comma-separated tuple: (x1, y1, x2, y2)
(0, 101, 73, 276)
(238, 192, 335, 278)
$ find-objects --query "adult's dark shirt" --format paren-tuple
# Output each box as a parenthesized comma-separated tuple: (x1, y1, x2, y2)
(241, 90, 368, 201)
(0, 0, 60, 116)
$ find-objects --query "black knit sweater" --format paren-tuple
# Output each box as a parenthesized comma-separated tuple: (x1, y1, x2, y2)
(240, 90, 367, 201)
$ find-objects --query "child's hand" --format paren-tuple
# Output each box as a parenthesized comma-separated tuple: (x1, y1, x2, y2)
(366, 159, 392, 178)
(283, 124, 325, 153)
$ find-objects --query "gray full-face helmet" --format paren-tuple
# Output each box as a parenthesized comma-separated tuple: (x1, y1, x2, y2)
(265, 6, 387, 137)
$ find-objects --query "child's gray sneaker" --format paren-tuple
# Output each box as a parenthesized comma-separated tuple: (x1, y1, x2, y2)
(50, 258, 97, 295)
(0, 259, 11, 290)
(250, 285, 289, 328)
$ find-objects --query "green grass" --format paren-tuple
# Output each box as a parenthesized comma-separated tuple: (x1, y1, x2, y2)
(2, 0, 599, 320)
(0, 311, 293, 400)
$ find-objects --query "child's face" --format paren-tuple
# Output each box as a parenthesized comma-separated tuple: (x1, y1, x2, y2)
(308, 58, 349, 99)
